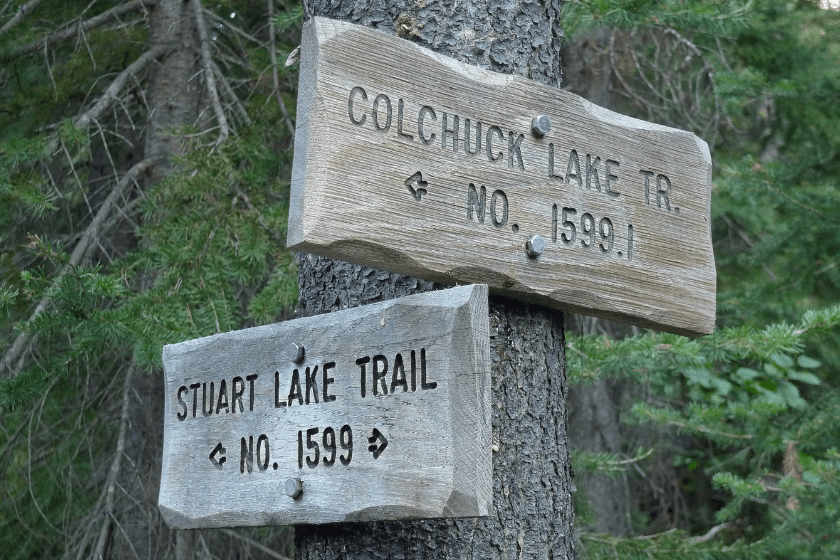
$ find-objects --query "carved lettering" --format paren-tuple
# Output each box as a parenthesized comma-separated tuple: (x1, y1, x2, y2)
(287, 369, 303, 406)
(256, 434, 270, 471)
(418, 105, 437, 145)
(508, 132, 524, 170)
(348, 86, 367, 125)
(605, 159, 620, 198)
(372, 354, 388, 396)
(467, 183, 487, 223)
(464, 119, 482, 155)
(420, 348, 436, 390)
(304, 365, 319, 404)
(565, 150, 582, 188)
(176, 386, 188, 420)
(202, 382, 214, 417)
(356, 349, 435, 397)
(548, 143, 563, 179)
(486, 125, 504, 162)
(323, 361, 336, 402)
(441, 112, 459, 152)
(240, 436, 253, 474)
(246, 374, 258, 411)
(640, 170, 655, 205)
(586, 154, 601, 192)
(232, 376, 245, 413)
(391, 353, 408, 393)
(550, 204, 633, 261)
(490, 189, 509, 228)
(656, 174, 672, 210)
(356, 356, 371, 398)
(216, 379, 229, 414)
(190, 383, 200, 418)
(397, 99, 413, 140)
(372, 94, 392, 132)
(274, 371, 285, 408)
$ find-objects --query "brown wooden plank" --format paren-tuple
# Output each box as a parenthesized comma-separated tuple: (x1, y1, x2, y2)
(288, 17, 716, 336)
(158, 284, 491, 528)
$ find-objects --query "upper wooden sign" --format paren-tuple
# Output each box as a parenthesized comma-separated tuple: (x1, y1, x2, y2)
(159, 284, 491, 528)
(288, 17, 716, 336)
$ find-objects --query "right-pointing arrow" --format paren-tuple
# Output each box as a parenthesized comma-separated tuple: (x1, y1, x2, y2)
(367, 428, 388, 459)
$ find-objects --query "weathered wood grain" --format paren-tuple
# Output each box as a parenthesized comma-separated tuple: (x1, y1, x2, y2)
(158, 284, 491, 528)
(288, 17, 716, 336)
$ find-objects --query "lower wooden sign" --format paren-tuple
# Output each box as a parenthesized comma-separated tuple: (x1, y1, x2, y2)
(158, 284, 491, 528)
(288, 17, 716, 336)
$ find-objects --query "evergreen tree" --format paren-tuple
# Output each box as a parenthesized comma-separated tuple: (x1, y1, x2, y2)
(3, 0, 840, 558)
(561, 1, 840, 557)
(0, 1, 299, 558)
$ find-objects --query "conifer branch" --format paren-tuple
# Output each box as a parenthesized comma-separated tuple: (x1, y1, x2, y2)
(0, 159, 158, 379)
(91, 365, 135, 560)
(721, 215, 778, 280)
(687, 522, 733, 544)
(268, 0, 296, 140)
(0, 0, 156, 61)
(191, 0, 229, 147)
(211, 60, 251, 126)
(0, 0, 44, 37)
(219, 529, 293, 560)
(203, 8, 263, 47)
(236, 188, 285, 247)
(73, 47, 165, 132)
(763, 179, 840, 224)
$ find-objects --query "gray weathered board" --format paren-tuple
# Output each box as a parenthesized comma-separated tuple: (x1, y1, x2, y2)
(158, 284, 491, 528)
(288, 17, 716, 336)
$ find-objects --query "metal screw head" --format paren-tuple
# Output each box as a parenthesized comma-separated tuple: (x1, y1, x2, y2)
(531, 115, 551, 137)
(285, 478, 303, 499)
(288, 342, 305, 364)
(525, 234, 546, 257)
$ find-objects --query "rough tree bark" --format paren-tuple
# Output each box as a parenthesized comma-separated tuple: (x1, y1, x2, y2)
(293, 1, 575, 558)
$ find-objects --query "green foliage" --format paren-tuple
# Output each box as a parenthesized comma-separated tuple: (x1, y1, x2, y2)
(123, 135, 298, 369)
(566, 0, 840, 558)
(0, 1, 299, 557)
(573, 448, 655, 478)
(562, 0, 754, 39)
(581, 529, 765, 559)
(272, 4, 304, 34)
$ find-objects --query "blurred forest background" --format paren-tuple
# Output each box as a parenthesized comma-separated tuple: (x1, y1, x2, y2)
(0, 0, 839, 559)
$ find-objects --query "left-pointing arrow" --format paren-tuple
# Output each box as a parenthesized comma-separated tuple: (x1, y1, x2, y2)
(209, 442, 226, 470)
(404, 171, 428, 201)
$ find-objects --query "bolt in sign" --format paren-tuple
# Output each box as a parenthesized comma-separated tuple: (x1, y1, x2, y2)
(159, 285, 491, 528)
(288, 17, 715, 336)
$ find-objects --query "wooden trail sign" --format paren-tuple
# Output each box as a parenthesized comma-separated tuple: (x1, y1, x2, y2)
(158, 284, 491, 528)
(288, 17, 716, 336)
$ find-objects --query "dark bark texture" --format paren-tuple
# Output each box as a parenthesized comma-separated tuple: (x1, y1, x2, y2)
(296, 255, 574, 559)
(301, 0, 564, 87)
(294, 2, 574, 553)
(295, 2, 577, 557)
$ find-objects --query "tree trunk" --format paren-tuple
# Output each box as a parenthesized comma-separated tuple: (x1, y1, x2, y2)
(561, 30, 635, 536)
(144, 0, 202, 183)
(112, 0, 203, 557)
(293, 1, 575, 557)
(567, 378, 631, 536)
